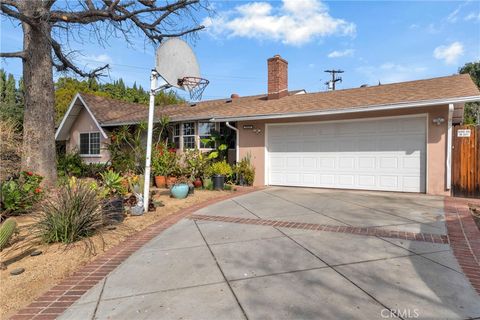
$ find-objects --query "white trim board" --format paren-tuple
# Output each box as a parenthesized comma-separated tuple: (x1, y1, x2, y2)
(55, 93, 108, 140)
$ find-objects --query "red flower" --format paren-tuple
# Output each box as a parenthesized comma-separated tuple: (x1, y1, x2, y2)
(34, 188, 42, 194)
(26, 171, 33, 176)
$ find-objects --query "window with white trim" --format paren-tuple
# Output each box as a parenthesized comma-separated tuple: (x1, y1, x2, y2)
(172, 124, 180, 149)
(182, 122, 195, 149)
(198, 122, 215, 149)
(79, 132, 100, 155)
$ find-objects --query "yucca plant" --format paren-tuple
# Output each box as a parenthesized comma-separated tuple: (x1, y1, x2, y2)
(36, 181, 105, 245)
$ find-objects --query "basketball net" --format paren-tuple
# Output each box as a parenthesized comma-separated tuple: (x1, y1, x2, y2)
(178, 77, 209, 101)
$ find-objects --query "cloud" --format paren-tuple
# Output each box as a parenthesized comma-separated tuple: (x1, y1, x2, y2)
(447, 0, 471, 23)
(328, 49, 354, 58)
(433, 42, 464, 64)
(356, 63, 428, 84)
(203, 0, 356, 46)
(85, 54, 113, 64)
(465, 12, 480, 21)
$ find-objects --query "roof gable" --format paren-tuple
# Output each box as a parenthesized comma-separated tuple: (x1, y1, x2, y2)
(55, 94, 108, 141)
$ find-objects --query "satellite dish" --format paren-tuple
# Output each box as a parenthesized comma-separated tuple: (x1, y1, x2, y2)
(155, 38, 200, 90)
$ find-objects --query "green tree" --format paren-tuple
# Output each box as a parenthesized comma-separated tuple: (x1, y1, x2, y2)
(0, 70, 24, 129)
(459, 61, 480, 124)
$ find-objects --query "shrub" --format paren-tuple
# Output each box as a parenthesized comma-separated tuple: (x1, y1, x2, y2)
(83, 163, 108, 179)
(235, 155, 256, 186)
(152, 143, 178, 176)
(57, 152, 85, 177)
(99, 170, 126, 197)
(36, 181, 105, 244)
(1, 171, 43, 215)
(184, 149, 210, 179)
(208, 161, 233, 177)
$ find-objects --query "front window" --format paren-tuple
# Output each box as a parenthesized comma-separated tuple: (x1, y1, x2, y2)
(199, 122, 215, 148)
(182, 122, 195, 149)
(172, 124, 180, 149)
(79, 132, 100, 155)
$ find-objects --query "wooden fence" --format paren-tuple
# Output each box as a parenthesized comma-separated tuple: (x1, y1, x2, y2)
(452, 125, 480, 198)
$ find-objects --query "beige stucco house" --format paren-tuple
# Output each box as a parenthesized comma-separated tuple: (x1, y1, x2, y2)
(55, 55, 480, 196)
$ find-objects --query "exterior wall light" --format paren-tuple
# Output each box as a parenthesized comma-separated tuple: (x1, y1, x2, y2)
(432, 117, 445, 126)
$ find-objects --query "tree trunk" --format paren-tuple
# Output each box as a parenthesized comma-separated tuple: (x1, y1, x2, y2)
(21, 17, 57, 185)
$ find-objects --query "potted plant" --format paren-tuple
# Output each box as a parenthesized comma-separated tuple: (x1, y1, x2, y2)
(152, 143, 173, 188)
(185, 149, 209, 188)
(234, 155, 256, 186)
(170, 176, 189, 199)
(209, 161, 233, 190)
(99, 170, 126, 221)
(167, 158, 183, 188)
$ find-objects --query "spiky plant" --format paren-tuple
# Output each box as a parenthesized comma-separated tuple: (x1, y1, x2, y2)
(36, 181, 105, 245)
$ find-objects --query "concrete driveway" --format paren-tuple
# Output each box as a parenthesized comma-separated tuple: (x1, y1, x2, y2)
(59, 187, 480, 320)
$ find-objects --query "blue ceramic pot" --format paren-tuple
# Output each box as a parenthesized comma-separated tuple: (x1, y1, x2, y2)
(170, 183, 189, 199)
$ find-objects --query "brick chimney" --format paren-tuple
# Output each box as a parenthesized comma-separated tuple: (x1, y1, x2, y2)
(267, 54, 288, 100)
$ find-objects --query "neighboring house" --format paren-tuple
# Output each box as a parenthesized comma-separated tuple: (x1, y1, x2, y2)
(55, 55, 480, 195)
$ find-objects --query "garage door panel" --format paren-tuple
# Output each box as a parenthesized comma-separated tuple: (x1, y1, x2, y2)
(339, 157, 355, 169)
(267, 116, 426, 193)
(358, 175, 376, 187)
(318, 158, 336, 169)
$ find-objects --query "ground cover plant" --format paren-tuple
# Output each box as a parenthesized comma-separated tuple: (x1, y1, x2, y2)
(1, 171, 43, 217)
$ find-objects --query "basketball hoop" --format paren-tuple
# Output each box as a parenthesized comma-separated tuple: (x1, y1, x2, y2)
(178, 76, 209, 101)
(144, 38, 209, 213)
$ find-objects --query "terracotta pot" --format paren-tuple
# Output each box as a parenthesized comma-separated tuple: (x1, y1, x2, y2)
(193, 178, 202, 188)
(154, 175, 167, 188)
(166, 176, 177, 187)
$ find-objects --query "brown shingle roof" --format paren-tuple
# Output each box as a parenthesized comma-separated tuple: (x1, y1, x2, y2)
(80, 74, 479, 126)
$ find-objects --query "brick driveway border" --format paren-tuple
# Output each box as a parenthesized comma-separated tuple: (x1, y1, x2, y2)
(188, 214, 450, 244)
(9, 187, 261, 320)
(444, 196, 480, 295)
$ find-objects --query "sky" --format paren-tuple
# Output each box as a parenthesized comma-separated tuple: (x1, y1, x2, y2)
(1, 0, 479, 101)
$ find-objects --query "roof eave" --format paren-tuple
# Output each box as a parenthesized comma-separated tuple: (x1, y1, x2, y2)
(210, 95, 480, 122)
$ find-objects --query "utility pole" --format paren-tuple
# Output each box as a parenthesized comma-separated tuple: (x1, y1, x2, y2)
(324, 69, 344, 91)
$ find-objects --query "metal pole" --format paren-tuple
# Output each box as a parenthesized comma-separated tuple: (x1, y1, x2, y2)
(143, 70, 158, 212)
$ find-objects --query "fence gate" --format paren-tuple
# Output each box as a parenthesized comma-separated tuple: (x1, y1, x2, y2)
(452, 125, 480, 198)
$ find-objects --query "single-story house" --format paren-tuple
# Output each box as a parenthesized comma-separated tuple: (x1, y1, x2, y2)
(55, 55, 480, 195)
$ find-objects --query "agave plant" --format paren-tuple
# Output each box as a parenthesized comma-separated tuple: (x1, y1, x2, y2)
(99, 170, 126, 198)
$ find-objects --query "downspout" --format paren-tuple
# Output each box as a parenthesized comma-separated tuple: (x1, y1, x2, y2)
(446, 103, 454, 191)
(225, 121, 239, 162)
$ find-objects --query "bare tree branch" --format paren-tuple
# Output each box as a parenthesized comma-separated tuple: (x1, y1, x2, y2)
(50, 38, 109, 78)
(49, 0, 200, 24)
(0, 3, 36, 25)
(0, 51, 25, 59)
(0, 0, 18, 8)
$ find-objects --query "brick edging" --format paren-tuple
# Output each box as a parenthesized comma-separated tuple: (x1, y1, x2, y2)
(9, 187, 260, 320)
(188, 214, 450, 244)
(444, 197, 480, 295)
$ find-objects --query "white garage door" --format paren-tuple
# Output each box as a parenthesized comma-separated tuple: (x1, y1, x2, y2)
(267, 116, 426, 192)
